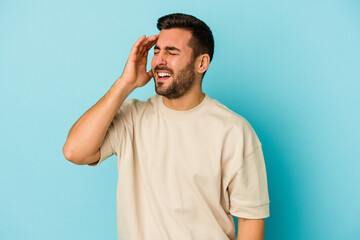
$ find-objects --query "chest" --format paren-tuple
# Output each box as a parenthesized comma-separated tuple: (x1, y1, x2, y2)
(133, 117, 225, 185)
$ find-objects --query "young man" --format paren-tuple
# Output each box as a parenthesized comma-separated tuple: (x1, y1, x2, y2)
(63, 13, 269, 240)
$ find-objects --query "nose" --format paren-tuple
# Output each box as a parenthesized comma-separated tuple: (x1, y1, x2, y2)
(152, 51, 167, 67)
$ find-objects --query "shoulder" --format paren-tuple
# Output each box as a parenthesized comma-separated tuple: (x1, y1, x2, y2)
(116, 95, 158, 119)
(207, 97, 253, 131)
(206, 96, 261, 154)
(120, 95, 156, 111)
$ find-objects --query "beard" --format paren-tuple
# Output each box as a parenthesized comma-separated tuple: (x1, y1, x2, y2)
(154, 60, 196, 99)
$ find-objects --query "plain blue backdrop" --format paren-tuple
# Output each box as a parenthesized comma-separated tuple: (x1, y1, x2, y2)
(1, 0, 359, 239)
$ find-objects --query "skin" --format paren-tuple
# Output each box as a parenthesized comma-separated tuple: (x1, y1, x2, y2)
(153, 58, 196, 99)
(63, 34, 159, 165)
(63, 28, 264, 239)
(152, 31, 196, 99)
(237, 218, 265, 240)
(151, 28, 209, 110)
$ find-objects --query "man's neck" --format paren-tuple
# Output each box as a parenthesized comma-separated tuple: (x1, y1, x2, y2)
(162, 88, 206, 111)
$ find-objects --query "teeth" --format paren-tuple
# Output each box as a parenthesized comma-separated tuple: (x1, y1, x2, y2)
(158, 72, 171, 77)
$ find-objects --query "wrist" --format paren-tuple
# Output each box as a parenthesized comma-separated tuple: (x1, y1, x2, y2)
(115, 77, 137, 94)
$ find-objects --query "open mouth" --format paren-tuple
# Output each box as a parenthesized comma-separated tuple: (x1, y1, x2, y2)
(157, 72, 172, 81)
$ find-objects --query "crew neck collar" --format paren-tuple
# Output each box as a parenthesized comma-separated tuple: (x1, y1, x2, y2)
(156, 94, 211, 121)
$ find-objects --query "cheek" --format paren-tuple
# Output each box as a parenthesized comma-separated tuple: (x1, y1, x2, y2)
(151, 56, 156, 69)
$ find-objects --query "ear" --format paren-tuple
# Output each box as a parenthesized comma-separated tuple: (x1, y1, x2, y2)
(196, 54, 211, 74)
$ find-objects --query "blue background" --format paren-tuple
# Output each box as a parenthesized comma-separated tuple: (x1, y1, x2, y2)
(1, 0, 359, 239)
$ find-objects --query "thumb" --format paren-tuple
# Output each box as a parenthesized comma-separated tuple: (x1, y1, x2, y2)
(146, 69, 154, 79)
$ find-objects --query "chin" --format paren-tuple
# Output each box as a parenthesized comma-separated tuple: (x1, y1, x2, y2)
(155, 87, 168, 96)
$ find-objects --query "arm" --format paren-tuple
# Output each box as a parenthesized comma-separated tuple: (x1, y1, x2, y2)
(63, 35, 158, 165)
(237, 218, 264, 240)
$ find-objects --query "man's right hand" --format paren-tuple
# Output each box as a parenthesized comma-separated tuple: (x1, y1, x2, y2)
(120, 35, 158, 89)
(63, 34, 159, 165)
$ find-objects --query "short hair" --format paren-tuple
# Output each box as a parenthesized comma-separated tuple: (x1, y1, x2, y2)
(157, 13, 214, 62)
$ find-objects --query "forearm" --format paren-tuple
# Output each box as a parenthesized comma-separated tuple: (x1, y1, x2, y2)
(237, 218, 264, 240)
(63, 77, 135, 165)
(63, 35, 158, 165)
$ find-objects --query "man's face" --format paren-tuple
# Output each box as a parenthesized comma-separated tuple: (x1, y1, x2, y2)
(151, 28, 197, 99)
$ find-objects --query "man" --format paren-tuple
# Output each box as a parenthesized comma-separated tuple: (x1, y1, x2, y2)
(63, 13, 270, 240)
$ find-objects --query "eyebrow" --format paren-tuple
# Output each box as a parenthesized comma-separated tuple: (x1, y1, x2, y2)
(154, 45, 181, 52)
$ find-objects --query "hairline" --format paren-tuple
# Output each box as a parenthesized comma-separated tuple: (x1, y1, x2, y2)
(159, 27, 201, 61)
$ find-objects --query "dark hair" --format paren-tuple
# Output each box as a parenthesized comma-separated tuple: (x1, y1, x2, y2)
(157, 13, 214, 62)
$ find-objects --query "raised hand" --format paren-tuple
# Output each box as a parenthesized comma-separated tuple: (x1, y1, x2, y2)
(121, 35, 158, 89)
(63, 34, 158, 166)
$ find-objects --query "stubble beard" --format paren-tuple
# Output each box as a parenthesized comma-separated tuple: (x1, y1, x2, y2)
(154, 60, 196, 99)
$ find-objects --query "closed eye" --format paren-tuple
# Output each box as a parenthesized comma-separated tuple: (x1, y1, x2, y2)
(154, 45, 181, 56)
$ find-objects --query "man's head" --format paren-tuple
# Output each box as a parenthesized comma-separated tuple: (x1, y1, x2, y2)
(157, 13, 214, 63)
(151, 13, 214, 99)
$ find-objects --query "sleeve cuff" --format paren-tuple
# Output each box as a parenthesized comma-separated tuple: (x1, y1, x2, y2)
(88, 141, 114, 167)
(230, 202, 270, 219)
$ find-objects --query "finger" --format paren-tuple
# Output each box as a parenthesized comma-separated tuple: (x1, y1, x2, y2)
(144, 50, 148, 59)
(139, 35, 158, 55)
(141, 39, 157, 57)
(146, 68, 154, 79)
(138, 36, 151, 55)
(147, 35, 159, 48)
(138, 35, 156, 54)
(130, 35, 146, 56)
(142, 35, 158, 46)
(145, 37, 158, 52)
(147, 34, 159, 41)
